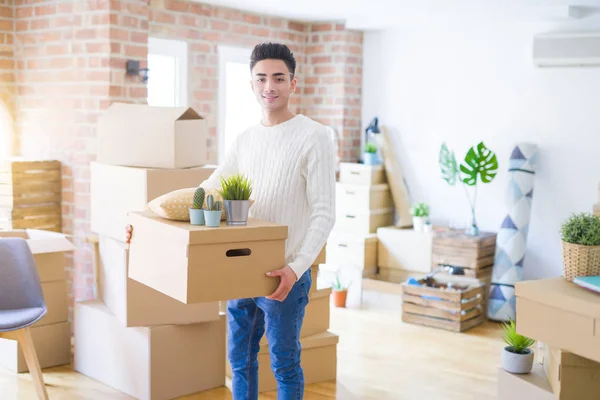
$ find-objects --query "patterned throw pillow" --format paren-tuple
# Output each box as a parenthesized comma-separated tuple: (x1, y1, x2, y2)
(146, 188, 251, 221)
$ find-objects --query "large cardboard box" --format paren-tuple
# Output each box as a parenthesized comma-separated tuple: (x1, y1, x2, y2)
(325, 232, 377, 270)
(227, 331, 338, 393)
(334, 208, 394, 234)
(515, 277, 600, 363)
(377, 226, 433, 273)
(97, 236, 219, 327)
(90, 162, 215, 241)
(32, 280, 68, 327)
(542, 345, 600, 399)
(0, 229, 74, 280)
(74, 301, 225, 400)
(0, 321, 71, 373)
(97, 103, 209, 169)
(128, 210, 287, 304)
(497, 365, 556, 400)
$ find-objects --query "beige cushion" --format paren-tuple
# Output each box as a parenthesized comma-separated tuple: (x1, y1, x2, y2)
(146, 188, 252, 221)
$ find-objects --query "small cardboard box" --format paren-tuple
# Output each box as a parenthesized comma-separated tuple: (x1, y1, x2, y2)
(377, 226, 433, 273)
(336, 182, 393, 212)
(128, 210, 288, 304)
(515, 277, 600, 363)
(97, 102, 209, 169)
(33, 280, 68, 327)
(326, 232, 377, 270)
(334, 208, 394, 235)
(97, 236, 219, 327)
(497, 365, 555, 400)
(90, 162, 215, 241)
(0, 321, 71, 373)
(74, 301, 225, 400)
(228, 331, 338, 393)
(543, 345, 600, 399)
(0, 229, 74, 281)
(259, 288, 331, 345)
(339, 162, 386, 185)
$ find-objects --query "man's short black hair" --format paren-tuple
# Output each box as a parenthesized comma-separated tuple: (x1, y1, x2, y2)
(250, 42, 296, 78)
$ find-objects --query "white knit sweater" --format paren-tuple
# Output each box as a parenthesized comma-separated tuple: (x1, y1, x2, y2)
(200, 114, 336, 280)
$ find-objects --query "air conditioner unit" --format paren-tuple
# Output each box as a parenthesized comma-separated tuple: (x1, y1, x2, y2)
(533, 32, 600, 67)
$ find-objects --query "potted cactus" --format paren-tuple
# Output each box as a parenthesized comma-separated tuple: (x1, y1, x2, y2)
(203, 194, 222, 227)
(189, 187, 205, 225)
(218, 174, 253, 226)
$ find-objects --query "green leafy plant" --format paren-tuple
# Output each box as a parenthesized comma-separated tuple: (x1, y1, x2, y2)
(192, 187, 205, 210)
(218, 174, 253, 201)
(410, 202, 430, 217)
(439, 141, 498, 235)
(561, 212, 600, 246)
(502, 319, 535, 354)
(364, 142, 377, 154)
(332, 275, 346, 291)
(205, 194, 222, 212)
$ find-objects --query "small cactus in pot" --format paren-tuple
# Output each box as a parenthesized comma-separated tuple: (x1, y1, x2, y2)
(203, 194, 222, 227)
(189, 187, 205, 225)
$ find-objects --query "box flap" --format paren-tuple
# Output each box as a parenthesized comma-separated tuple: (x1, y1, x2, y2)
(128, 211, 288, 244)
(515, 278, 600, 317)
(102, 103, 204, 126)
(0, 229, 75, 254)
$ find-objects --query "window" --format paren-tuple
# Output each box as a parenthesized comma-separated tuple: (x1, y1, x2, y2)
(147, 37, 188, 107)
(217, 45, 261, 163)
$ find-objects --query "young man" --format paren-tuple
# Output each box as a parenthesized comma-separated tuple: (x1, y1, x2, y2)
(126, 42, 336, 399)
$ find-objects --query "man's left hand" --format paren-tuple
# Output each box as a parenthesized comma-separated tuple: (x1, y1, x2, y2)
(265, 265, 298, 302)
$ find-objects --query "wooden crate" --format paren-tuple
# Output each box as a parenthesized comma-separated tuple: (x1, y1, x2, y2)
(0, 160, 62, 232)
(401, 278, 485, 332)
(432, 230, 496, 270)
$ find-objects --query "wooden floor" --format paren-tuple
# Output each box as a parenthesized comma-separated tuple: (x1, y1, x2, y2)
(0, 298, 505, 400)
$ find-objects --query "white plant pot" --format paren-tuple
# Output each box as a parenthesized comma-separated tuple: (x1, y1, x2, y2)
(501, 346, 534, 374)
(412, 216, 427, 232)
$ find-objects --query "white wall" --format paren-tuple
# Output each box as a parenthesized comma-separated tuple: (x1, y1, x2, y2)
(362, 16, 600, 279)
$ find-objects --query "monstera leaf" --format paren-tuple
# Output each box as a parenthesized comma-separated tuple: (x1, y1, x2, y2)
(439, 142, 458, 186)
(460, 142, 498, 186)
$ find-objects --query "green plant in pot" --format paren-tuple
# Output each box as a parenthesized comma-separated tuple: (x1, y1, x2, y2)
(331, 276, 348, 308)
(439, 141, 498, 236)
(203, 194, 222, 227)
(410, 202, 430, 233)
(363, 142, 378, 166)
(218, 174, 253, 226)
(501, 319, 535, 374)
(560, 212, 600, 282)
(189, 187, 205, 225)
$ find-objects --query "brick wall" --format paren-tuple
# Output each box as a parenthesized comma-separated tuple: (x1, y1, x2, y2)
(8, 0, 363, 316)
(0, 0, 14, 156)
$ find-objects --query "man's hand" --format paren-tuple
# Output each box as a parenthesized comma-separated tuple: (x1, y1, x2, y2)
(265, 265, 298, 302)
(125, 225, 133, 244)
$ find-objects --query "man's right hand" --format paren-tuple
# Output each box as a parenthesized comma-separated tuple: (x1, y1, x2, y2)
(125, 225, 133, 244)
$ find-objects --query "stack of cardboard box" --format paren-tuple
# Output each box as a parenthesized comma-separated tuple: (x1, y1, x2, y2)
(0, 229, 74, 373)
(320, 162, 392, 307)
(498, 277, 600, 399)
(74, 103, 227, 399)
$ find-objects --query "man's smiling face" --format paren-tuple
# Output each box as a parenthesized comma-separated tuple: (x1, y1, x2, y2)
(250, 59, 296, 112)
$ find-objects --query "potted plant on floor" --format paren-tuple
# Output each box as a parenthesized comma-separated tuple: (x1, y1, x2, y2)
(560, 212, 600, 282)
(218, 174, 253, 226)
(331, 276, 348, 308)
(410, 202, 430, 232)
(363, 142, 378, 165)
(501, 319, 535, 374)
(189, 187, 205, 225)
(203, 194, 222, 227)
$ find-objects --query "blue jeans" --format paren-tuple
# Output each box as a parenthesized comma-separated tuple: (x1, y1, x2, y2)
(227, 269, 312, 400)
